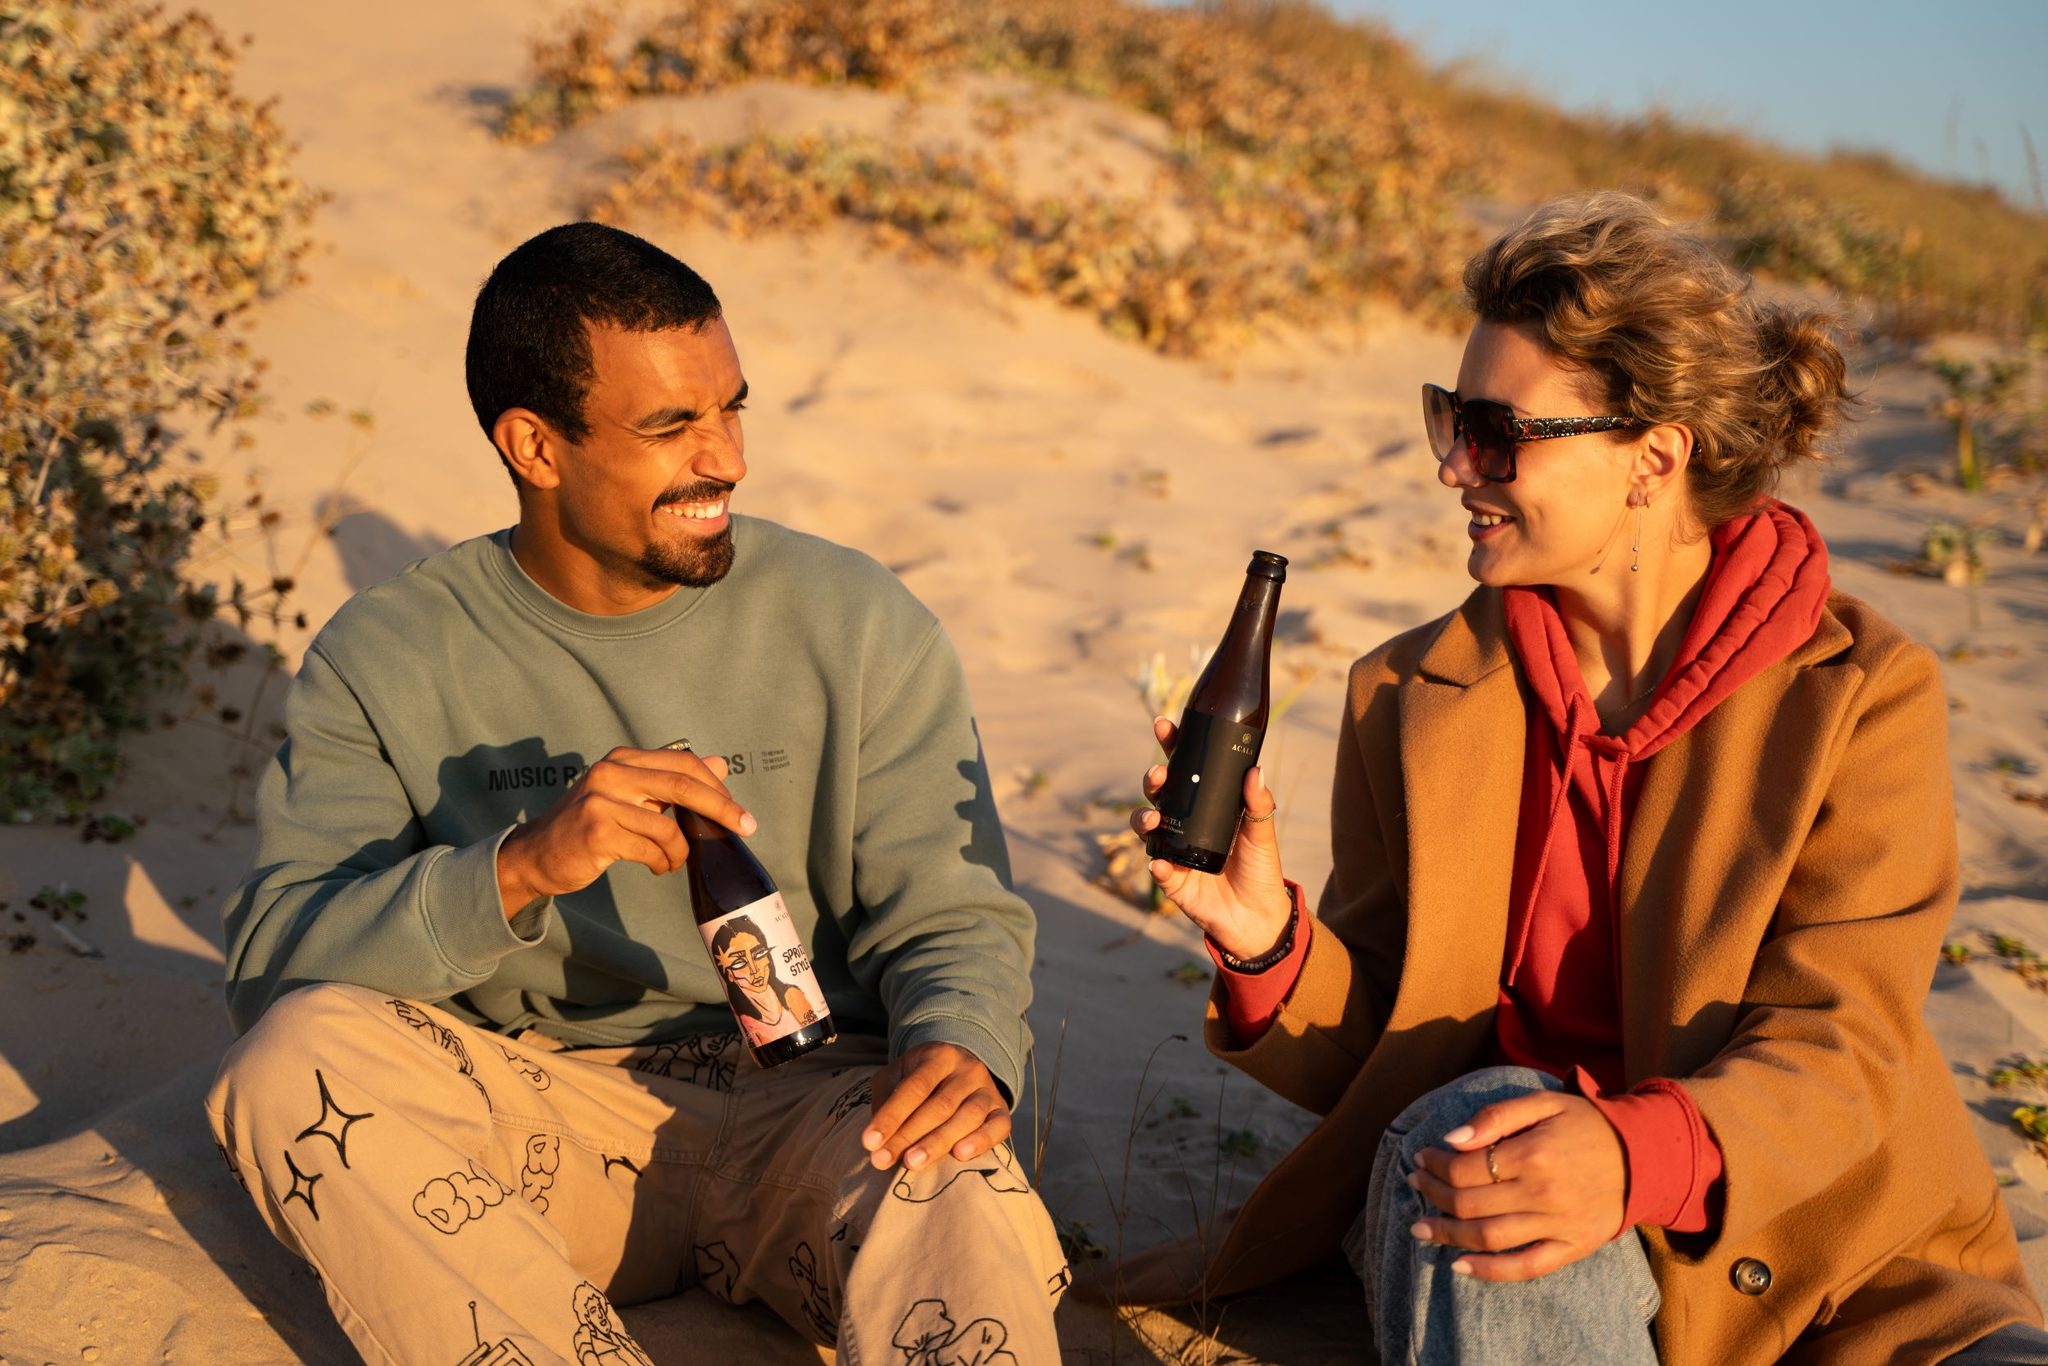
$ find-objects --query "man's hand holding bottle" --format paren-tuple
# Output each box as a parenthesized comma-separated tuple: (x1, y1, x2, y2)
(496, 745, 753, 919)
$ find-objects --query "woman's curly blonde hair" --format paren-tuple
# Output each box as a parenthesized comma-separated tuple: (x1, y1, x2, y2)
(1464, 191, 1857, 528)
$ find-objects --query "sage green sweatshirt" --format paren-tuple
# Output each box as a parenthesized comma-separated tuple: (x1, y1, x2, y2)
(222, 516, 1036, 1098)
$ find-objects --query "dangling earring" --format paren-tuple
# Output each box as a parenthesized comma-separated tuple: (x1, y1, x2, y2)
(1631, 492, 1648, 573)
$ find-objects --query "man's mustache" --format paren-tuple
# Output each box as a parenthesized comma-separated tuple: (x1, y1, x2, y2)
(653, 479, 736, 510)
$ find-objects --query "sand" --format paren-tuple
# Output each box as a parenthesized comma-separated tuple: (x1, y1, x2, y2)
(2, 2, 2046, 1362)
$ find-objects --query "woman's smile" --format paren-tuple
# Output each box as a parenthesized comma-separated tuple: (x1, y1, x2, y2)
(1463, 500, 1518, 542)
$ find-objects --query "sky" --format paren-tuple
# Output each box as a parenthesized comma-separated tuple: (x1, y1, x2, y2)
(1328, 0, 2048, 214)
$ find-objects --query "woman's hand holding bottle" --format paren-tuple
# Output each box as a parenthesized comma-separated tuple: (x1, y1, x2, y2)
(1131, 716, 1296, 963)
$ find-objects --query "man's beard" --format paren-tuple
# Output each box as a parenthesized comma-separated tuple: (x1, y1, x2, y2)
(639, 477, 738, 586)
(637, 525, 735, 587)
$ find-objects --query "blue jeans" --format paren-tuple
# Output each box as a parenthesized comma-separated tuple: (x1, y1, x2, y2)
(1345, 1067, 2048, 1364)
(1345, 1066, 1661, 1366)
(1949, 1325, 2048, 1363)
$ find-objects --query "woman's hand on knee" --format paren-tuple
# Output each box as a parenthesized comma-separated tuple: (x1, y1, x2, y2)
(1406, 1090, 1626, 1283)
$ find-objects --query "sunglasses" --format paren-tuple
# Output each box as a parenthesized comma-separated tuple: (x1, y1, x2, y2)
(1421, 383, 1643, 483)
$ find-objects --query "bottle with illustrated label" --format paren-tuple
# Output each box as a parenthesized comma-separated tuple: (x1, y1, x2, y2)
(1146, 550, 1287, 873)
(663, 741, 836, 1068)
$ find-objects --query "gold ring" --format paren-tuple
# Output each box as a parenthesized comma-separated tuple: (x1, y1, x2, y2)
(1241, 808, 1276, 824)
(1485, 1143, 1502, 1183)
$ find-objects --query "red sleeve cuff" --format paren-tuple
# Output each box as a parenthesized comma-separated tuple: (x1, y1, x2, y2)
(1573, 1066, 1725, 1236)
(1208, 882, 1312, 1046)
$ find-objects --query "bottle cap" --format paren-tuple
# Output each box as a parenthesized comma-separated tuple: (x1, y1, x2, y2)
(1248, 550, 1288, 582)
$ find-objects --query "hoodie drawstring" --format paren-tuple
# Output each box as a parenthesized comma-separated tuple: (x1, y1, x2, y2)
(1602, 751, 1630, 908)
(1600, 748, 1632, 1010)
(1505, 693, 1634, 988)
(1505, 692, 1589, 982)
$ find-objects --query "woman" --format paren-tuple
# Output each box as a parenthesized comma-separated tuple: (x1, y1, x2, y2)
(710, 915, 820, 1046)
(1118, 194, 2042, 1364)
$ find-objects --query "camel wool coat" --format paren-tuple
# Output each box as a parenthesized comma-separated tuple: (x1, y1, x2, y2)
(1111, 586, 2039, 1365)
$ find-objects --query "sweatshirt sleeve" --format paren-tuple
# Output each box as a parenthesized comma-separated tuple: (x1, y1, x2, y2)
(221, 641, 549, 1034)
(840, 621, 1036, 1103)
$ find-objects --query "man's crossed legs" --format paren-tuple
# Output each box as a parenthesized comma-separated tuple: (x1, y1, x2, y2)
(205, 985, 1067, 1365)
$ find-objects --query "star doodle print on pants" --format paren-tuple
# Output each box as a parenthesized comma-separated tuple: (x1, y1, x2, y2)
(297, 1068, 373, 1168)
(276, 1068, 376, 1223)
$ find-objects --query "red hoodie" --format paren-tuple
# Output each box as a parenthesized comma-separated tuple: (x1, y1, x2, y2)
(1215, 501, 1831, 1236)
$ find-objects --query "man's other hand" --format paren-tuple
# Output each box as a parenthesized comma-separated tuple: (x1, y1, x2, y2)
(862, 1041, 1011, 1171)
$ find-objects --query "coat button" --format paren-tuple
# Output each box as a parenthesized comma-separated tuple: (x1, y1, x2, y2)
(1731, 1258, 1773, 1296)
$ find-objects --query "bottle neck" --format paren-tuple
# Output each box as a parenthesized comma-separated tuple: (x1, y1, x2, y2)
(676, 807, 723, 843)
(1189, 572, 1281, 722)
(1231, 575, 1283, 641)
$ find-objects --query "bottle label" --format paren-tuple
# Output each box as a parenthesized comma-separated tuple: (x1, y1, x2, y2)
(1152, 713, 1265, 857)
(699, 892, 832, 1048)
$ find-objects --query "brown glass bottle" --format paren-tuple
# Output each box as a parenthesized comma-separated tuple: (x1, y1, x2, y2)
(1146, 551, 1287, 873)
(665, 743, 836, 1068)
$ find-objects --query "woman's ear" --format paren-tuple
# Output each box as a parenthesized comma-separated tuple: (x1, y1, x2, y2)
(1636, 421, 1693, 502)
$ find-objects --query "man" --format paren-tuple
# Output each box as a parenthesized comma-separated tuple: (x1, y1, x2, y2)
(206, 222, 1066, 1364)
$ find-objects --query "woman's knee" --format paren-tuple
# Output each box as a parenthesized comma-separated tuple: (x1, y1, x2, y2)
(1382, 1066, 1564, 1166)
(1355, 1067, 1566, 1276)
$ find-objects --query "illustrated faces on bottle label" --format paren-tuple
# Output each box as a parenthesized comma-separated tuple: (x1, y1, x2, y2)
(700, 892, 830, 1046)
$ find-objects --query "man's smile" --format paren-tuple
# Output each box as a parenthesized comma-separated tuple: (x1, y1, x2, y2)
(659, 496, 727, 523)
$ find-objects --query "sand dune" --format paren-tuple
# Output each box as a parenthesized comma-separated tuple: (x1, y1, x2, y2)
(3, 1, 2046, 1361)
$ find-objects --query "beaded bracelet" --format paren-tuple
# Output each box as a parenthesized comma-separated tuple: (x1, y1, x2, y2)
(1214, 902, 1298, 974)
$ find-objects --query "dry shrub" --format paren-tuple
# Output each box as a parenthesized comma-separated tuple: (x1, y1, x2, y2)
(594, 132, 1308, 353)
(978, 0, 1470, 318)
(1711, 176, 1915, 301)
(0, 2, 317, 819)
(1443, 102, 2048, 341)
(530, 0, 1471, 349)
(497, 0, 978, 145)
(503, 0, 2048, 344)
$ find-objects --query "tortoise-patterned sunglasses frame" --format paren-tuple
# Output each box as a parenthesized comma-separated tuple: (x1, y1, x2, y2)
(1422, 382, 1644, 483)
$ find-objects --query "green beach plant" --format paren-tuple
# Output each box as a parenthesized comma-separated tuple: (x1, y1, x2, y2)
(1931, 356, 2029, 491)
(1987, 1055, 2048, 1163)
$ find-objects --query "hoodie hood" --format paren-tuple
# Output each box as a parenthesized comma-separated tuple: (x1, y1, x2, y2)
(1508, 500, 1832, 767)
(1498, 500, 1832, 1006)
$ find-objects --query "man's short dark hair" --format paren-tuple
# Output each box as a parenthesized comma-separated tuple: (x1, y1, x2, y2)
(465, 223, 723, 470)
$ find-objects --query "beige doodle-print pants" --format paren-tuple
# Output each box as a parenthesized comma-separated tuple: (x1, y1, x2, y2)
(204, 984, 1067, 1365)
